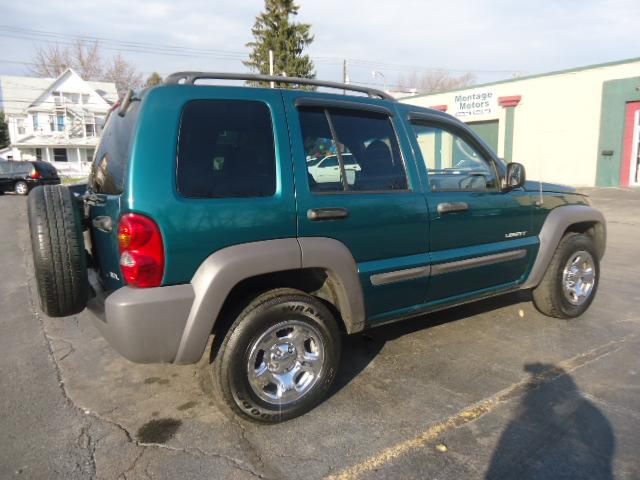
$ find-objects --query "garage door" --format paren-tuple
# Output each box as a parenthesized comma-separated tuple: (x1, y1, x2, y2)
(468, 120, 499, 154)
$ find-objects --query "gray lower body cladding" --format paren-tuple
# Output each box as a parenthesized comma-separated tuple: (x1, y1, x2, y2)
(88, 281, 194, 363)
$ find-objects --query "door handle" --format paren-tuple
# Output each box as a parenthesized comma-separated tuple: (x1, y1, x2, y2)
(437, 202, 469, 214)
(307, 208, 349, 221)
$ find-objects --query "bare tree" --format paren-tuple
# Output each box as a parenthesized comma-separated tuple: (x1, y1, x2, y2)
(104, 54, 143, 96)
(30, 44, 73, 78)
(29, 40, 142, 97)
(398, 70, 476, 94)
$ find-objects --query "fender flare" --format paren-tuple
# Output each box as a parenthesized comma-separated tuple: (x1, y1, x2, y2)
(173, 237, 365, 364)
(522, 205, 606, 289)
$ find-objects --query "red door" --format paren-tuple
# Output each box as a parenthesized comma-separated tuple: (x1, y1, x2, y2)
(620, 101, 640, 186)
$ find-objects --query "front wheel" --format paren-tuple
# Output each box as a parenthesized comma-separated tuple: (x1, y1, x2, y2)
(532, 233, 600, 318)
(210, 289, 341, 423)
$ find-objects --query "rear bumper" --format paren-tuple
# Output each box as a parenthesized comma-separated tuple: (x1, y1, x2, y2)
(87, 272, 195, 363)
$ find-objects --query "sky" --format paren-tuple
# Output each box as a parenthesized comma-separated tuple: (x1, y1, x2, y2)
(1, 0, 639, 90)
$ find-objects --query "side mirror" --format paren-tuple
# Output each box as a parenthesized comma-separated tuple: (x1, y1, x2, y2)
(504, 162, 526, 190)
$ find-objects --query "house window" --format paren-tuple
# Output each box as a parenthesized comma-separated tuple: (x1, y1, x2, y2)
(53, 91, 62, 105)
(85, 149, 95, 163)
(32, 114, 39, 131)
(53, 148, 68, 162)
(85, 124, 96, 137)
(82, 94, 90, 105)
(17, 118, 25, 135)
(63, 92, 79, 104)
(36, 148, 42, 161)
(56, 115, 65, 132)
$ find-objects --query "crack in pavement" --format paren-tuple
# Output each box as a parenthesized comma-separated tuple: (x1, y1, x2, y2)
(20, 234, 271, 480)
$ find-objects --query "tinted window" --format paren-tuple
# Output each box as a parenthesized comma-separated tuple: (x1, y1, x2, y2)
(11, 162, 31, 175)
(411, 123, 498, 191)
(299, 108, 344, 192)
(91, 101, 139, 195)
(177, 100, 276, 198)
(299, 107, 407, 192)
(0, 161, 10, 174)
(33, 161, 58, 178)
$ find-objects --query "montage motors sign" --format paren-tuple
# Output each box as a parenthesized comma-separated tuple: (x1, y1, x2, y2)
(451, 89, 497, 118)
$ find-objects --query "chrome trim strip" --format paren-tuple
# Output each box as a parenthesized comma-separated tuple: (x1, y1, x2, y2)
(431, 249, 527, 276)
(370, 266, 431, 286)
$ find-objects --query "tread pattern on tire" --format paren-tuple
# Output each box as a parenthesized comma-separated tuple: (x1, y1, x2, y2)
(532, 232, 598, 319)
(28, 185, 88, 317)
(210, 288, 341, 423)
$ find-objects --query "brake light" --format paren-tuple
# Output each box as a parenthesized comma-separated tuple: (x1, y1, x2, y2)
(30, 168, 41, 179)
(117, 213, 164, 288)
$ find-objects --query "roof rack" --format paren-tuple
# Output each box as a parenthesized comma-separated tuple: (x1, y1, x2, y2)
(163, 72, 396, 102)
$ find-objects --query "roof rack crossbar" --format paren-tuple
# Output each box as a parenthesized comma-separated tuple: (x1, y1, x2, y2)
(163, 72, 396, 101)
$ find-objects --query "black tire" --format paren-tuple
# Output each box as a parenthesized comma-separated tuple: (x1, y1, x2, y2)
(27, 185, 89, 317)
(211, 288, 341, 423)
(15, 181, 28, 195)
(532, 233, 599, 318)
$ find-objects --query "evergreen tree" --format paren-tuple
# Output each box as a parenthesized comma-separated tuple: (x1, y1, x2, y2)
(145, 72, 163, 87)
(244, 0, 315, 87)
(0, 111, 10, 150)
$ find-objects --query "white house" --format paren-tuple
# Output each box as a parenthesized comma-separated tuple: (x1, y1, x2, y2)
(0, 69, 118, 175)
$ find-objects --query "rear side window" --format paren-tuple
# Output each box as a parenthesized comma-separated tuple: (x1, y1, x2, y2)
(91, 102, 139, 195)
(177, 100, 276, 198)
(299, 107, 407, 192)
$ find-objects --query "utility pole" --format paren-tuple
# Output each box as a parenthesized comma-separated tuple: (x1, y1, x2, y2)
(269, 50, 275, 88)
(342, 59, 347, 94)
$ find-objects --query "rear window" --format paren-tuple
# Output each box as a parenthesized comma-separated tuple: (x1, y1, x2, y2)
(33, 161, 58, 177)
(11, 162, 31, 175)
(91, 102, 139, 195)
(176, 100, 276, 198)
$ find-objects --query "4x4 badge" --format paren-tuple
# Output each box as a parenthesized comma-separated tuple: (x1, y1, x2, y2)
(505, 231, 527, 239)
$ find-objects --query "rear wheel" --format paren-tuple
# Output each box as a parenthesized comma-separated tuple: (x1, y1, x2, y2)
(27, 185, 89, 317)
(15, 181, 28, 195)
(532, 233, 599, 318)
(210, 289, 341, 423)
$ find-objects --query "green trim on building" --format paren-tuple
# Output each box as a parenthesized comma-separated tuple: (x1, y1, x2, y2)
(434, 129, 442, 169)
(596, 77, 640, 187)
(467, 120, 499, 153)
(502, 107, 516, 163)
(403, 57, 640, 101)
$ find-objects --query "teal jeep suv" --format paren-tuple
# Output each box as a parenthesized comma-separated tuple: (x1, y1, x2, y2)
(27, 73, 606, 423)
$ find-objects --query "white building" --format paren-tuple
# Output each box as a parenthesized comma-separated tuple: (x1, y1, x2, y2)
(401, 57, 640, 187)
(0, 69, 118, 175)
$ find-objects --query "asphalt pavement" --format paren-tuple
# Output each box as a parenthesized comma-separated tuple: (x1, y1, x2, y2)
(0, 187, 639, 479)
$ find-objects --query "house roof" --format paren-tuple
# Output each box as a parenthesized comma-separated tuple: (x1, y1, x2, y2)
(0, 69, 118, 114)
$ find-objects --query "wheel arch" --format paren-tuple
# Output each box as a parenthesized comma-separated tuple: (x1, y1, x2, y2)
(173, 237, 365, 364)
(522, 205, 606, 289)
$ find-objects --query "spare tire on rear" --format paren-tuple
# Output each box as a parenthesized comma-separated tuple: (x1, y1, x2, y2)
(28, 185, 89, 317)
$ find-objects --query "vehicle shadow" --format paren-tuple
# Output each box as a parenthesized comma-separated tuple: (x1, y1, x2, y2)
(485, 363, 615, 479)
(330, 289, 532, 397)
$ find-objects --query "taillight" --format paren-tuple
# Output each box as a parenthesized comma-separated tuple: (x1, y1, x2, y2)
(30, 168, 41, 179)
(117, 213, 164, 288)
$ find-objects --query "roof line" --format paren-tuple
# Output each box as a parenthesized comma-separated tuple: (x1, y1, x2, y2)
(403, 56, 640, 100)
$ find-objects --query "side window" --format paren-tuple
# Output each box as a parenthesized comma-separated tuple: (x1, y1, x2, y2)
(412, 123, 498, 191)
(177, 100, 276, 198)
(0, 161, 9, 174)
(299, 107, 407, 192)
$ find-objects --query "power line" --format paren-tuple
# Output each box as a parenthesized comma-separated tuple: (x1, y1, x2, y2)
(0, 25, 520, 76)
